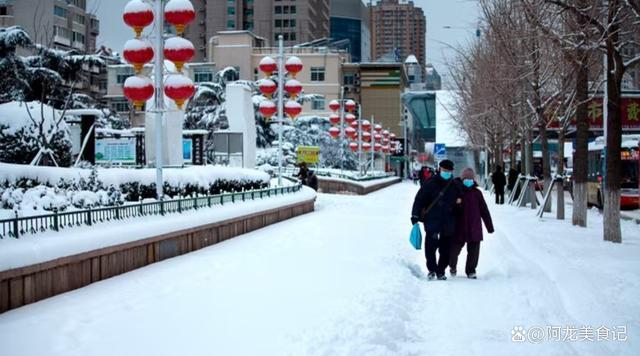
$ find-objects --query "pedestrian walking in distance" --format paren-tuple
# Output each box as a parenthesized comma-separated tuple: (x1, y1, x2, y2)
(450, 168, 494, 279)
(491, 166, 506, 205)
(411, 159, 462, 281)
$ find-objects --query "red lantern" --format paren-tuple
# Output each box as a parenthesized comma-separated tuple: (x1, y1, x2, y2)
(123, 39, 154, 74)
(328, 127, 340, 139)
(259, 56, 277, 77)
(345, 113, 356, 125)
(329, 100, 340, 112)
(164, 0, 196, 35)
(362, 142, 371, 152)
(349, 142, 358, 152)
(390, 133, 397, 140)
(374, 133, 382, 142)
(374, 124, 382, 132)
(259, 100, 277, 119)
(329, 114, 340, 125)
(123, 76, 154, 110)
(362, 120, 371, 132)
(164, 37, 195, 72)
(362, 131, 371, 142)
(164, 74, 195, 109)
(123, 0, 154, 38)
(345, 99, 356, 112)
(284, 79, 302, 99)
(383, 145, 390, 153)
(258, 79, 277, 97)
(374, 143, 382, 152)
(350, 120, 359, 129)
(284, 100, 302, 118)
(285, 56, 303, 78)
(382, 129, 390, 138)
(345, 127, 357, 139)
(382, 138, 390, 145)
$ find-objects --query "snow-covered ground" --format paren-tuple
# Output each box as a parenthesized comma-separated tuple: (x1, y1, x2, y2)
(0, 182, 638, 356)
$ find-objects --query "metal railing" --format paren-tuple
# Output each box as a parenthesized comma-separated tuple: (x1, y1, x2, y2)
(0, 184, 302, 239)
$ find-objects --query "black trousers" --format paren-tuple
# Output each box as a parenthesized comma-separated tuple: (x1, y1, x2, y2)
(424, 231, 452, 276)
(449, 241, 481, 275)
(495, 191, 504, 204)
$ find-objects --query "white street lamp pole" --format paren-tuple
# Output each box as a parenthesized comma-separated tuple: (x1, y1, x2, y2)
(277, 35, 284, 187)
(358, 104, 362, 176)
(339, 87, 345, 175)
(371, 115, 375, 172)
(154, 0, 165, 200)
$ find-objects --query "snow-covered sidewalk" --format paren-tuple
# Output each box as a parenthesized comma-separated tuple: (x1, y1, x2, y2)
(0, 182, 638, 355)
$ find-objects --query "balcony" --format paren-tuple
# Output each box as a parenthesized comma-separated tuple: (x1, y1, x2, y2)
(0, 15, 15, 28)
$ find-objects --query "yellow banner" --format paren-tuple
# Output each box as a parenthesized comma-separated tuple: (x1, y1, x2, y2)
(296, 146, 320, 164)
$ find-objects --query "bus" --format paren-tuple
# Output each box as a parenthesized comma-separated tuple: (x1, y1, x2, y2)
(586, 135, 640, 209)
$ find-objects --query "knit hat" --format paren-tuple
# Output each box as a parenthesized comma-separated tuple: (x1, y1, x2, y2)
(439, 159, 454, 171)
(461, 167, 475, 179)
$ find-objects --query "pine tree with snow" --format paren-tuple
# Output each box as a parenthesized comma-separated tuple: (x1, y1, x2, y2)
(0, 26, 33, 103)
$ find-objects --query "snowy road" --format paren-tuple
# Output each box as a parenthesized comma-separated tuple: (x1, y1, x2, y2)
(0, 182, 638, 356)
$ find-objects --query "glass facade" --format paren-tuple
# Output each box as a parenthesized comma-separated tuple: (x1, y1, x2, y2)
(330, 17, 362, 63)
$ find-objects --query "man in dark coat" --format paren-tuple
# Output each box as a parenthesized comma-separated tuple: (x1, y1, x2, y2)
(491, 166, 506, 204)
(507, 167, 518, 192)
(297, 162, 309, 185)
(411, 159, 462, 280)
(307, 170, 318, 191)
(450, 168, 494, 279)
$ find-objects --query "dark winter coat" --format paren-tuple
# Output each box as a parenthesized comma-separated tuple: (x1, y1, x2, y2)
(491, 170, 506, 193)
(307, 172, 318, 191)
(411, 174, 463, 236)
(507, 169, 518, 191)
(454, 183, 494, 243)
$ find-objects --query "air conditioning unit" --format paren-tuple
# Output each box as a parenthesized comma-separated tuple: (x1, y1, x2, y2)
(354, 72, 360, 79)
(355, 87, 360, 93)
(354, 79, 361, 85)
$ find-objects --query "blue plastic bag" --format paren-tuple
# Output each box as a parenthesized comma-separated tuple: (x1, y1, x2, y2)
(410, 223, 422, 250)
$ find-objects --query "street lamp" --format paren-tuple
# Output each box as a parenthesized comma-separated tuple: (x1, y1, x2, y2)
(122, 0, 196, 200)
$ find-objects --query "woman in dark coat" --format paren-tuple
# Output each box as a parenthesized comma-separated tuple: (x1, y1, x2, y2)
(450, 168, 494, 279)
(491, 166, 506, 204)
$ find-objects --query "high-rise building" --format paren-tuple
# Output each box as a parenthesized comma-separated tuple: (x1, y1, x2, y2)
(330, 0, 371, 63)
(186, 0, 331, 62)
(0, 0, 99, 54)
(370, 0, 426, 70)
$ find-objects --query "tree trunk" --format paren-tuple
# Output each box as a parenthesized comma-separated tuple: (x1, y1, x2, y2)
(540, 121, 552, 212)
(572, 16, 589, 227)
(603, 6, 623, 243)
(557, 129, 565, 219)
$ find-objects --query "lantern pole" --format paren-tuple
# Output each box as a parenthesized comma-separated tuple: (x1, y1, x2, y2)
(339, 86, 345, 175)
(358, 103, 362, 176)
(277, 35, 284, 187)
(371, 115, 375, 172)
(154, 0, 165, 200)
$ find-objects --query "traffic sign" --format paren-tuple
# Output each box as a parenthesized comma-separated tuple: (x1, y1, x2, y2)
(434, 143, 446, 159)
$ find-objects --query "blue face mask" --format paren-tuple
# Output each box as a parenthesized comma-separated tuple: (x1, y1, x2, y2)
(463, 179, 474, 187)
(440, 171, 453, 180)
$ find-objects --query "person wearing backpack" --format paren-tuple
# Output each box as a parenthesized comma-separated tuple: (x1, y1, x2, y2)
(449, 168, 494, 279)
(411, 160, 463, 281)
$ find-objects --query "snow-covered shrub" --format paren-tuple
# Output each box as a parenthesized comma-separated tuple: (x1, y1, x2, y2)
(19, 185, 70, 212)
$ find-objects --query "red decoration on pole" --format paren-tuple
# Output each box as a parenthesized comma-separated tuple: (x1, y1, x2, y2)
(349, 142, 358, 152)
(382, 129, 390, 138)
(345, 127, 357, 139)
(258, 79, 277, 97)
(285, 56, 303, 78)
(361, 120, 371, 132)
(164, 37, 195, 72)
(123, 0, 154, 38)
(390, 133, 397, 140)
(345, 99, 357, 112)
(362, 131, 371, 142)
(123, 76, 154, 110)
(164, 0, 196, 35)
(284, 79, 302, 99)
(350, 120, 359, 129)
(329, 100, 340, 112)
(345, 113, 356, 125)
(164, 75, 195, 109)
(123, 39, 154, 74)
(374, 143, 383, 152)
(259, 100, 277, 119)
(284, 100, 302, 118)
(329, 114, 340, 125)
(259, 56, 277, 77)
(362, 142, 371, 152)
(374, 133, 382, 142)
(328, 127, 340, 139)
(374, 124, 382, 132)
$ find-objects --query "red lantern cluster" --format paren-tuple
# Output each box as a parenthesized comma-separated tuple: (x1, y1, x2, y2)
(258, 55, 304, 121)
(165, 0, 196, 35)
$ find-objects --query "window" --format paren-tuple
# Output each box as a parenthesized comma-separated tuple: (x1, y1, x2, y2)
(227, 7, 235, 15)
(275, 19, 282, 27)
(312, 97, 325, 111)
(290, 19, 296, 28)
(290, 32, 296, 41)
(283, 19, 289, 27)
(116, 68, 134, 84)
(73, 32, 85, 44)
(194, 71, 213, 83)
(275, 6, 281, 14)
(0, 6, 8, 16)
(283, 6, 289, 14)
(54, 26, 71, 39)
(74, 14, 85, 24)
(290, 6, 296, 14)
(344, 74, 354, 85)
(54, 6, 67, 18)
(311, 67, 325, 82)
(113, 101, 130, 112)
(227, 20, 235, 29)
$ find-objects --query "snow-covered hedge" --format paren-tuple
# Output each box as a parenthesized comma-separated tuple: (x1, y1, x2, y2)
(0, 163, 270, 212)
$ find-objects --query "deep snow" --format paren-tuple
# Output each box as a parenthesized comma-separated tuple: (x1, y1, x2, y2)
(0, 182, 638, 356)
